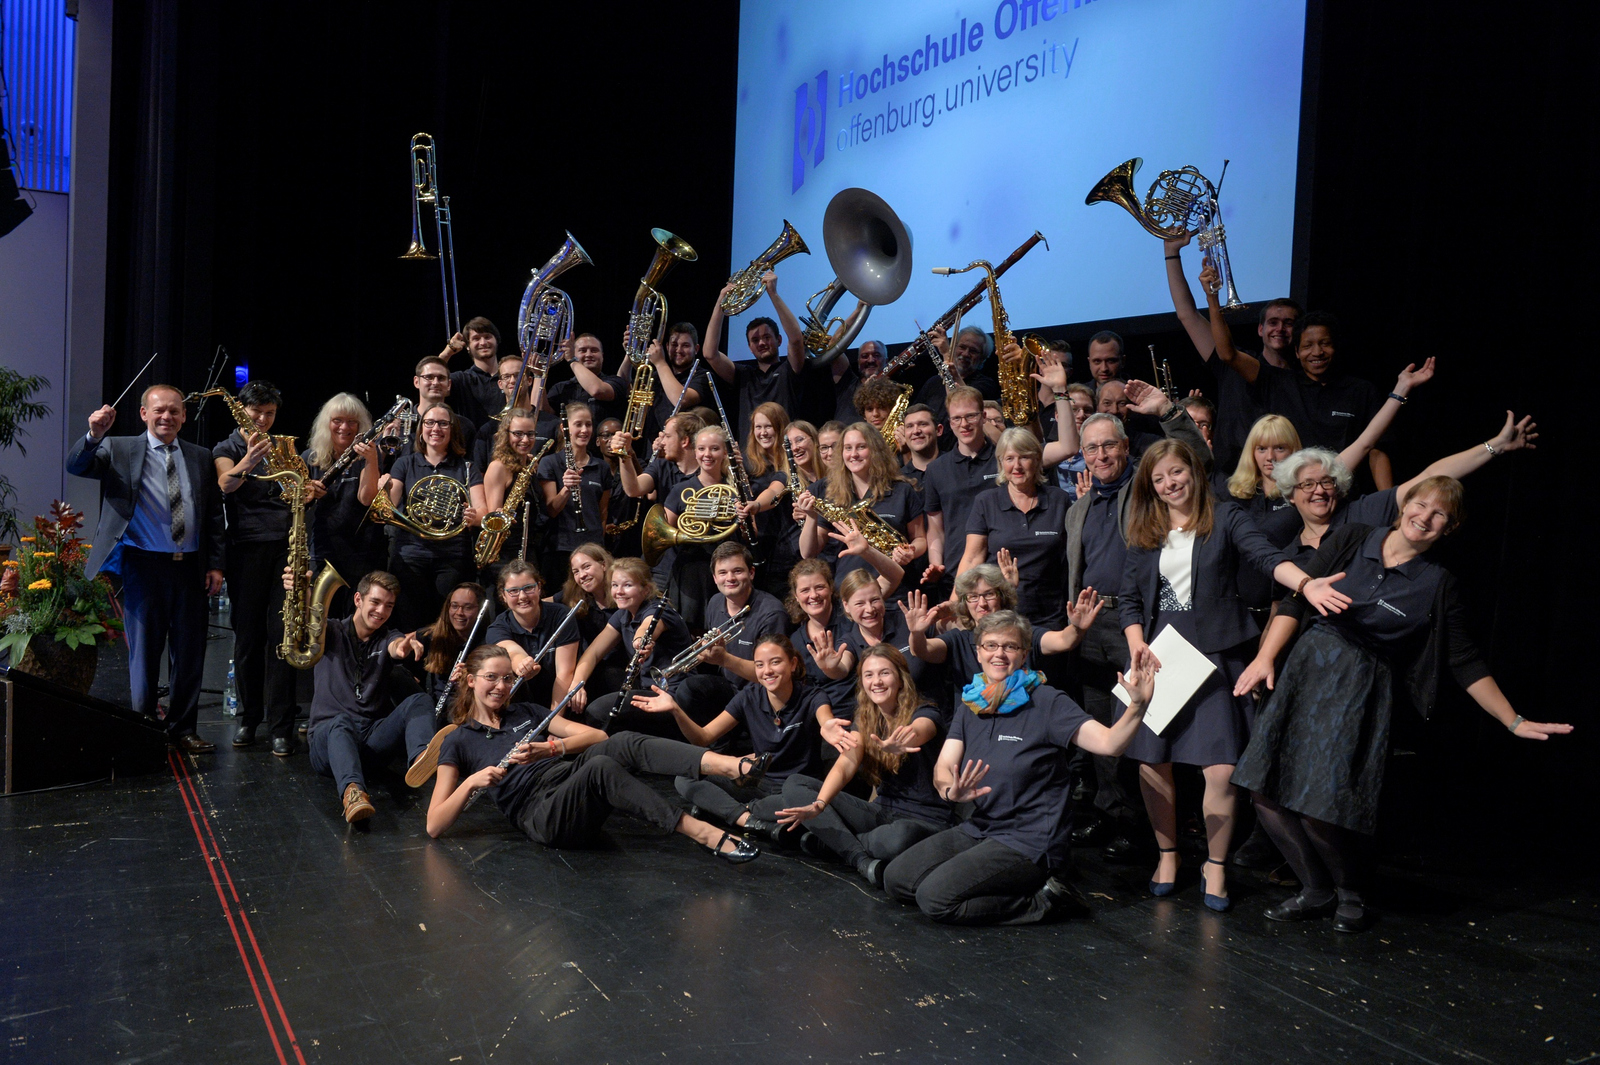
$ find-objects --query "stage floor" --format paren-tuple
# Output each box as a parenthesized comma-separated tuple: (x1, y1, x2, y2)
(2, 637, 1595, 1064)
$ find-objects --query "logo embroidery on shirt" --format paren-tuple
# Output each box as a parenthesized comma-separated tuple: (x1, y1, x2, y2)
(1033, 530, 1059, 537)
(1376, 599, 1406, 617)
(996, 734, 1024, 742)
(1331, 410, 1355, 418)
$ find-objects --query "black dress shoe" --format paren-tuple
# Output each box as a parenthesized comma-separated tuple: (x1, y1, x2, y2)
(1101, 834, 1147, 864)
(1071, 819, 1113, 847)
(1035, 876, 1092, 920)
(732, 752, 772, 789)
(174, 733, 215, 754)
(855, 856, 886, 888)
(232, 724, 257, 747)
(702, 830, 760, 864)
(271, 736, 296, 758)
(739, 816, 781, 844)
(1263, 890, 1338, 922)
(1332, 892, 1373, 933)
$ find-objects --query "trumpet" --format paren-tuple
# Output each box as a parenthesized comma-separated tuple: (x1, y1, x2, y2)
(1086, 157, 1242, 308)
(1150, 344, 1178, 403)
(722, 220, 810, 315)
(505, 232, 592, 422)
(800, 188, 912, 365)
(400, 132, 461, 340)
(650, 605, 751, 685)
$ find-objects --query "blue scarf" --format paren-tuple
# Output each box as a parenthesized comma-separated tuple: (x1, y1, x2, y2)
(961, 670, 1044, 716)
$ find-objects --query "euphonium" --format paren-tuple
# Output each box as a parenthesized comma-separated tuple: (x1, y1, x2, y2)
(363, 474, 470, 540)
(932, 259, 1033, 426)
(256, 469, 346, 669)
(1086, 157, 1242, 308)
(722, 220, 810, 315)
(474, 436, 553, 568)
(186, 388, 308, 481)
(639, 484, 742, 567)
(505, 232, 592, 422)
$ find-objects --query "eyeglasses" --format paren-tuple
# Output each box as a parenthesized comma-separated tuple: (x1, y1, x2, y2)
(509, 430, 538, 440)
(978, 641, 1026, 654)
(497, 373, 522, 384)
(422, 420, 452, 430)
(964, 591, 1000, 604)
(1081, 442, 1122, 456)
(417, 373, 449, 383)
(503, 584, 540, 598)
(1295, 478, 1337, 493)
(475, 672, 514, 685)
(949, 412, 982, 424)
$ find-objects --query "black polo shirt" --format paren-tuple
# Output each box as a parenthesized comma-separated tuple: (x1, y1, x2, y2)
(1256, 363, 1387, 453)
(642, 455, 696, 504)
(792, 621, 857, 714)
(832, 366, 864, 425)
(608, 600, 693, 680)
(1209, 356, 1268, 475)
(727, 358, 799, 442)
(644, 360, 708, 443)
(1323, 526, 1446, 651)
(950, 684, 1092, 868)
(487, 601, 579, 707)
(438, 707, 562, 821)
(723, 682, 828, 783)
(1079, 467, 1133, 593)
(704, 589, 791, 685)
(449, 364, 505, 429)
(808, 476, 923, 583)
(308, 617, 404, 730)
(965, 484, 1071, 627)
(304, 450, 383, 569)
(213, 430, 292, 544)
(867, 703, 955, 827)
(549, 372, 630, 427)
(386, 451, 478, 563)
(536, 451, 617, 551)
(921, 441, 998, 542)
(1268, 489, 1401, 602)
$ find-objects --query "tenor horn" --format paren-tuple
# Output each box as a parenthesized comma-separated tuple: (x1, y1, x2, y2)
(800, 188, 912, 366)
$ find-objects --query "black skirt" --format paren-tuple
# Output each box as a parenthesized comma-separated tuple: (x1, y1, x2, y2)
(1231, 623, 1393, 835)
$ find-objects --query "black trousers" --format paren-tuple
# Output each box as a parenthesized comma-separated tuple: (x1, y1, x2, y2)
(120, 548, 208, 737)
(675, 774, 785, 825)
(1073, 610, 1146, 829)
(780, 773, 944, 866)
(228, 539, 298, 738)
(883, 827, 1051, 925)
(392, 552, 472, 633)
(513, 732, 704, 846)
(584, 679, 722, 740)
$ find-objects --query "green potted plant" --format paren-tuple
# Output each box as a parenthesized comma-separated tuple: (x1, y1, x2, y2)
(0, 501, 123, 692)
(0, 367, 52, 555)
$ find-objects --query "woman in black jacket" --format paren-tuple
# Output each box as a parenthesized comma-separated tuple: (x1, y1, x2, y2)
(1232, 476, 1571, 932)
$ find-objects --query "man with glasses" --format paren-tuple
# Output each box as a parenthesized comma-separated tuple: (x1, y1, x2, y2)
(1064, 385, 1209, 862)
(298, 570, 437, 823)
(471, 353, 558, 471)
(917, 386, 995, 597)
(407, 356, 477, 462)
(488, 560, 580, 711)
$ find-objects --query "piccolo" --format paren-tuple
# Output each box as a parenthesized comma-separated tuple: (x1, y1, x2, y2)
(505, 605, 583, 701)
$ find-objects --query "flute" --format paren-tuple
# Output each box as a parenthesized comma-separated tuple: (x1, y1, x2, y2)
(432, 599, 493, 719)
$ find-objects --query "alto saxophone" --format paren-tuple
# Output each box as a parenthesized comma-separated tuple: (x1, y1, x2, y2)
(808, 492, 906, 554)
(187, 388, 308, 481)
(933, 260, 1033, 426)
(475, 438, 554, 568)
(878, 383, 913, 449)
(256, 469, 346, 669)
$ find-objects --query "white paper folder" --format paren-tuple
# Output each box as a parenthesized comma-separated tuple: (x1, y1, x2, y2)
(1113, 624, 1217, 736)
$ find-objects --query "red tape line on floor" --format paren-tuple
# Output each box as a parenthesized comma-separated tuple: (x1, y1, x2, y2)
(169, 749, 308, 1065)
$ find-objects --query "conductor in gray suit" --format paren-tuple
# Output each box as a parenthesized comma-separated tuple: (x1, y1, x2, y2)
(66, 384, 226, 753)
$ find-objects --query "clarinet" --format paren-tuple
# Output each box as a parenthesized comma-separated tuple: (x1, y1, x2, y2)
(324, 397, 414, 479)
(561, 405, 587, 531)
(703, 377, 756, 542)
(621, 594, 669, 692)
(460, 681, 587, 811)
(432, 599, 493, 719)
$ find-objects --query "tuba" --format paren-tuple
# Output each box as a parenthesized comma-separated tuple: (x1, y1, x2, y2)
(721, 220, 810, 315)
(257, 468, 347, 669)
(639, 485, 742, 567)
(800, 188, 913, 365)
(933, 259, 1033, 426)
(400, 132, 461, 340)
(1086, 157, 1243, 308)
(615, 228, 697, 453)
(186, 388, 307, 481)
(364, 474, 470, 540)
(505, 232, 592, 422)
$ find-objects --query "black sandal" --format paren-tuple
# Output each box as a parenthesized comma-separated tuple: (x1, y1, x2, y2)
(733, 752, 772, 789)
(702, 830, 760, 864)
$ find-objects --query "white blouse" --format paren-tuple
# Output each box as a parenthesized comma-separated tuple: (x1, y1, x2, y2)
(1157, 527, 1196, 612)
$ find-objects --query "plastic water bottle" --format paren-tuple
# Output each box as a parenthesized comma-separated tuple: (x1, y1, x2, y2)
(224, 658, 239, 716)
(219, 581, 232, 624)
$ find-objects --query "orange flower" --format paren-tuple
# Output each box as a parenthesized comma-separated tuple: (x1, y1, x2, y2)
(19, 536, 35, 543)
(33, 551, 55, 559)
(27, 578, 51, 591)
(2, 560, 17, 569)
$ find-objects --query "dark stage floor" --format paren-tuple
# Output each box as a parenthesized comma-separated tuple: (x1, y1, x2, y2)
(2, 633, 1595, 1064)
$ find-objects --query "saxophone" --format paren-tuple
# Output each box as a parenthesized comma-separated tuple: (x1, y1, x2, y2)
(932, 260, 1033, 426)
(474, 438, 554, 568)
(878, 384, 913, 449)
(186, 388, 308, 481)
(782, 436, 900, 551)
(256, 469, 346, 669)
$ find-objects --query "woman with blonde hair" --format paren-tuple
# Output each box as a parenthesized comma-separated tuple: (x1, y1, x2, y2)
(739, 402, 794, 596)
(302, 393, 382, 619)
(471, 407, 546, 585)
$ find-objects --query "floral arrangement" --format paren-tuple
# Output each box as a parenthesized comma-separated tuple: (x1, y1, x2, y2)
(0, 501, 123, 663)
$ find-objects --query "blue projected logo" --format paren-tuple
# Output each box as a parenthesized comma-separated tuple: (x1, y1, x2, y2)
(234, 364, 250, 387)
(792, 70, 827, 192)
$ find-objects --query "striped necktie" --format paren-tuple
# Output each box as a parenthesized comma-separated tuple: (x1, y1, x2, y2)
(163, 444, 187, 545)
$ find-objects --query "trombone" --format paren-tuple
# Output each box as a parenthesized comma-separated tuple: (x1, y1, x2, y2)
(400, 132, 462, 340)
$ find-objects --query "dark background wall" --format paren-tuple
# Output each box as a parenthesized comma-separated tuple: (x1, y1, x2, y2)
(99, 2, 1593, 869)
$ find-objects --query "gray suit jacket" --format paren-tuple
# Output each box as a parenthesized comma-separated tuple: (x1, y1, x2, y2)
(1065, 408, 1210, 600)
(65, 432, 226, 578)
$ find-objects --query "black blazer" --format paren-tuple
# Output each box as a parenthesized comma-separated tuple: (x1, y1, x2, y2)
(65, 432, 227, 578)
(1117, 501, 1288, 654)
(1281, 524, 1489, 719)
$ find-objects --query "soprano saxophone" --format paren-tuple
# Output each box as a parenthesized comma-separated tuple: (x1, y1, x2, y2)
(256, 469, 346, 669)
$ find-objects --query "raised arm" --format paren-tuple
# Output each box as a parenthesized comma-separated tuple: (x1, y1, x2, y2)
(1069, 661, 1154, 756)
(704, 289, 737, 383)
(1335, 359, 1435, 474)
(1394, 411, 1537, 501)
(762, 271, 807, 375)
(1201, 261, 1259, 384)
(1164, 236, 1218, 359)
(1031, 349, 1079, 464)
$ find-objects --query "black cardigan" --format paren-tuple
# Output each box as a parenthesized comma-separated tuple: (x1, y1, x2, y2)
(1281, 524, 1490, 719)
(1118, 501, 1290, 654)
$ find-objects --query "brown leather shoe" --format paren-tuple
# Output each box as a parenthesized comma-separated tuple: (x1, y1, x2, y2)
(405, 724, 456, 788)
(174, 733, 216, 754)
(342, 783, 375, 823)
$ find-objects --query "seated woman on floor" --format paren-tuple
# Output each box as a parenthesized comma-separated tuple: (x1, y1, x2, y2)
(425, 645, 765, 863)
(882, 611, 1155, 926)
(775, 645, 954, 887)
